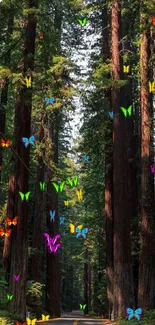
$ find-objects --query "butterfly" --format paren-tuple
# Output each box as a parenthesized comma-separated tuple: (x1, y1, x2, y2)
(7, 294, 13, 300)
(151, 17, 155, 26)
(22, 136, 35, 148)
(120, 105, 132, 118)
(69, 224, 83, 233)
(78, 18, 87, 26)
(149, 81, 154, 93)
(0, 228, 12, 237)
(109, 111, 114, 119)
(75, 227, 89, 239)
(40, 182, 45, 191)
(76, 189, 83, 201)
(150, 165, 155, 173)
(6, 217, 18, 226)
(126, 308, 142, 321)
(0, 166, 2, 170)
(60, 217, 65, 225)
(16, 322, 26, 325)
(83, 155, 89, 162)
(80, 304, 87, 310)
(67, 176, 78, 187)
(14, 275, 20, 281)
(39, 33, 43, 39)
(19, 191, 31, 201)
(1, 139, 11, 147)
(52, 181, 65, 192)
(49, 210, 56, 222)
(45, 97, 55, 105)
(44, 233, 61, 253)
(41, 315, 50, 320)
(26, 318, 37, 325)
(25, 76, 31, 88)
(123, 65, 130, 73)
(64, 200, 69, 206)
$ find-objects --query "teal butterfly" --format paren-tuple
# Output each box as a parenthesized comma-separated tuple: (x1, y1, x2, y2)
(52, 181, 65, 192)
(19, 191, 31, 201)
(80, 304, 86, 310)
(78, 18, 87, 26)
(40, 182, 45, 191)
(67, 176, 78, 187)
(120, 105, 132, 118)
(7, 294, 13, 300)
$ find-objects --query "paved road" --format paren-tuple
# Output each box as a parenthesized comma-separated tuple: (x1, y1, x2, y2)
(37, 317, 105, 325)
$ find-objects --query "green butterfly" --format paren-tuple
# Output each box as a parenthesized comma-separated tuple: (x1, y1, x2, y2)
(40, 182, 45, 191)
(19, 191, 31, 201)
(120, 105, 132, 118)
(52, 181, 65, 192)
(67, 176, 78, 187)
(80, 304, 86, 310)
(7, 294, 13, 300)
(77, 18, 87, 26)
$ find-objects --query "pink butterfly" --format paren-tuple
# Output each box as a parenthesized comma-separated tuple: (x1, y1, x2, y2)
(44, 233, 61, 253)
(14, 275, 20, 281)
(150, 165, 155, 173)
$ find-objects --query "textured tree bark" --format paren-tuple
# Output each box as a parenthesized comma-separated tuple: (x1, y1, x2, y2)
(84, 259, 89, 315)
(7, 0, 37, 319)
(111, 0, 134, 317)
(138, 15, 155, 309)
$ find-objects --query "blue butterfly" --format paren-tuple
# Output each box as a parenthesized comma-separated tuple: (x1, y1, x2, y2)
(22, 136, 35, 148)
(60, 217, 65, 225)
(109, 111, 114, 119)
(126, 308, 142, 321)
(83, 155, 89, 162)
(49, 210, 56, 222)
(75, 227, 89, 239)
(45, 97, 55, 105)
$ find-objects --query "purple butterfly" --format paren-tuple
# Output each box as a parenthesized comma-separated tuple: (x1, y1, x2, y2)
(44, 233, 61, 253)
(150, 165, 155, 173)
(14, 275, 20, 281)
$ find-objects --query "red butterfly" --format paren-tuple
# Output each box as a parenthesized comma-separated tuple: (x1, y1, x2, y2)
(151, 17, 155, 26)
(0, 228, 12, 237)
(1, 139, 11, 147)
(16, 322, 26, 325)
(39, 33, 44, 39)
(6, 217, 18, 226)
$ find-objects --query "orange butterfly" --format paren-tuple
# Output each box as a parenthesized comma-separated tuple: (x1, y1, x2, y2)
(0, 228, 12, 237)
(151, 17, 155, 26)
(16, 323, 26, 325)
(1, 139, 11, 147)
(39, 33, 44, 39)
(6, 217, 18, 226)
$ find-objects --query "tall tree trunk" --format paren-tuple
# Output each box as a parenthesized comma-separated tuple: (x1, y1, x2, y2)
(138, 15, 155, 309)
(112, 0, 134, 317)
(84, 254, 88, 315)
(7, 1, 37, 319)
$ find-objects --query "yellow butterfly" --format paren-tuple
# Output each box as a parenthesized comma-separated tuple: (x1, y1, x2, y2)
(69, 223, 83, 233)
(76, 189, 83, 201)
(64, 200, 69, 206)
(123, 65, 130, 73)
(26, 318, 37, 325)
(149, 81, 154, 93)
(42, 315, 50, 320)
(25, 76, 31, 88)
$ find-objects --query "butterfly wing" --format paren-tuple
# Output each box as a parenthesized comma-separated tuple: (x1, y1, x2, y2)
(67, 178, 73, 187)
(26, 318, 31, 325)
(6, 218, 12, 226)
(29, 136, 35, 146)
(69, 223, 75, 233)
(46, 315, 50, 320)
(83, 304, 87, 309)
(42, 315, 45, 320)
(49, 210, 55, 222)
(22, 137, 29, 148)
(120, 107, 127, 117)
(19, 191, 24, 201)
(73, 176, 78, 186)
(5, 140, 11, 147)
(45, 97, 49, 105)
(126, 308, 134, 321)
(83, 18, 87, 25)
(31, 318, 37, 325)
(127, 105, 132, 116)
(75, 227, 81, 238)
(25, 191, 31, 201)
(0, 228, 5, 236)
(135, 308, 142, 321)
(60, 181, 65, 191)
(77, 19, 82, 25)
(79, 304, 82, 310)
(5, 229, 12, 237)
(52, 182, 59, 192)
